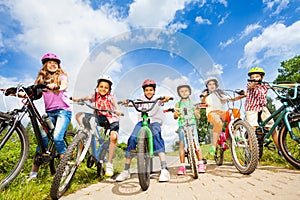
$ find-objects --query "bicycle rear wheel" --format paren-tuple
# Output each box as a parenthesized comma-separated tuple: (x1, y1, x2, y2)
(49, 130, 75, 175)
(186, 130, 198, 179)
(137, 128, 151, 191)
(278, 118, 300, 169)
(50, 131, 89, 200)
(230, 120, 258, 174)
(0, 113, 29, 190)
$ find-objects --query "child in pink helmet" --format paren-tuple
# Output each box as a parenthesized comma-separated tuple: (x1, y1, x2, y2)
(29, 53, 72, 180)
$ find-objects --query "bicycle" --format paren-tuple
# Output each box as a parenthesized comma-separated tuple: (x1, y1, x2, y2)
(164, 103, 208, 179)
(210, 89, 259, 174)
(118, 96, 173, 191)
(0, 84, 75, 190)
(248, 80, 300, 169)
(50, 99, 123, 200)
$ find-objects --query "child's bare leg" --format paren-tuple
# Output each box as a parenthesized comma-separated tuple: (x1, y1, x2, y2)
(179, 141, 185, 163)
(107, 130, 118, 163)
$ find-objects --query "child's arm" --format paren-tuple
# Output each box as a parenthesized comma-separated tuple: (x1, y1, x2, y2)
(112, 96, 124, 116)
(72, 95, 93, 102)
(194, 108, 201, 120)
(174, 103, 180, 120)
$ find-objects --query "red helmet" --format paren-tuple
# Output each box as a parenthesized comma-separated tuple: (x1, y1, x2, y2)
(142, 79, 156, 89)
(41, 53, 61, 65)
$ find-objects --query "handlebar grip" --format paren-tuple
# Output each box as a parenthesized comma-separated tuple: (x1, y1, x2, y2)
(247, 79, 262, 84)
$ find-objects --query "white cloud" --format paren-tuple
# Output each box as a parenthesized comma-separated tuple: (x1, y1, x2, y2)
(127, 0, 191, 27)
(240, 23, 262, 39)
(212, 0, 228, 7)
(238, 21, 300, 69)
(195, 16, 212, 25)
(219, 38, 234, 49)
(263, 0, 290, 15)
(218, 12, 229, 26)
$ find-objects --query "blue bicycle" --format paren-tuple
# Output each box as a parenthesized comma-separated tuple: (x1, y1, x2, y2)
(50, 99, 123, 199)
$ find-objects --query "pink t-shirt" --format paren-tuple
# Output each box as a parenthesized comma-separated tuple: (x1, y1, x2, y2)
(43, 74, 71, 112)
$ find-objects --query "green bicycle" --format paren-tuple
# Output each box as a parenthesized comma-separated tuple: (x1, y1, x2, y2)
(248, 80, 300, 169)
(119, 96, 173, 191)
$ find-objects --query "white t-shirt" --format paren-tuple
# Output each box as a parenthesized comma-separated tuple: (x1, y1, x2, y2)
(205, 90, 229, 116)
(137, 95, 165, 125)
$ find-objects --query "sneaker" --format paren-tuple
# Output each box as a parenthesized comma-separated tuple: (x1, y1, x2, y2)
(159, 169, 170, 182)
(209, 146, 216, 155)
(105, 162, 114, 176)
(116, 170, 130, 182)
(177, 166, 186, 175)
(27, 172, 38, 181)
(198, 163, 206, 173)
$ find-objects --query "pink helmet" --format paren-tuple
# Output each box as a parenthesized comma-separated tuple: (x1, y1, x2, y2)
(41, 53, 61, 65)
(142, 79, 156, 89)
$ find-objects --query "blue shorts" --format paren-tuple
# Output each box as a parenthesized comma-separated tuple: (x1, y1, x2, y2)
(178, 124, 200, 151)
(125, 122, 165, 157)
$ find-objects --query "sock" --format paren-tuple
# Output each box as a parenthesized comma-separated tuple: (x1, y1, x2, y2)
(161, 161, 167, 169)
(198, 160, 204, 165)
(180, 163, 185, 167)
(30, 171, 38, 177)
(124, 164, 130, 170)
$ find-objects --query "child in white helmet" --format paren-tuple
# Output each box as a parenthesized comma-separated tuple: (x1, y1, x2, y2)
(72, 74, 123, 177)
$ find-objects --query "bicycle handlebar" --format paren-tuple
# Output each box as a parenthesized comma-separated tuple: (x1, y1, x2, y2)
(118, 96, 173, 113)
(247, 79, 300, 100)
(70, 98, 124, 116)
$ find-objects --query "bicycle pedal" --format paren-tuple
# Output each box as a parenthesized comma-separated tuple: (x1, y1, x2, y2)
(267, 145, 276, 150)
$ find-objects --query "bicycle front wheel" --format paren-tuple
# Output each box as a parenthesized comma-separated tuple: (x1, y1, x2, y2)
(279, 118, 300, 169)
(49, 130, 76, 175)
(50, 131, 88, 200)
(186, 130, 198, 179)
(230, 120, 259, 174)
(0, 112, 29, 190)
(137, 128, 151, 191)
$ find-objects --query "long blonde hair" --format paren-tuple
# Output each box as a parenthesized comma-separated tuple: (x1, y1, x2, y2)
(35, 63, 67, 86)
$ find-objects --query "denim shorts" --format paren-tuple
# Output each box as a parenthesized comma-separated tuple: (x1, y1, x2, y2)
(125, 122, 165, 157)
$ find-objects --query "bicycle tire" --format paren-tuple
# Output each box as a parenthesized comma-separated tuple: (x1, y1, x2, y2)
(278, 118, 300, 169)
(97, 140, 109, 178)
(50, 131, 88, 200)
(186, 129, 198, 179)
(49, 131, 76, 175)
(230, 120, 259, 174)
(137, 128, 151, 191)
(0, 113, 29, 190)
(214, 145, 224, 166)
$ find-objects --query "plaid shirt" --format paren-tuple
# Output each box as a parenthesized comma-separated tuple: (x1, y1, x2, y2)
(245, 82, 268, 112)
(93, 93, 119, 124)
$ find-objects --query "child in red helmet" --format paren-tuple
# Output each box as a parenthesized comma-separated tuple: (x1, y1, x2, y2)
(116, 79, 172, 182)
(29, 53, 72, 180)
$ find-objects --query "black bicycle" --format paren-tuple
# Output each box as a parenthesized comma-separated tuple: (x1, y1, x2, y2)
(0, 84, 74, 190)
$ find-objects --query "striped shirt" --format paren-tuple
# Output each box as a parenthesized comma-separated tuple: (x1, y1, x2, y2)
(245, 82, 268, 112)
(93, 93, 119, 124)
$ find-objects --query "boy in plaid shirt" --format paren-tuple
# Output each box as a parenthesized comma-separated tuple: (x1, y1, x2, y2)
(245, 67, 278, 158)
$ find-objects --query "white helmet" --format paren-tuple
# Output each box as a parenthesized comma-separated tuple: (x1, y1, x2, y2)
(205, 77, 219, 88)
(97, 74, 113, 89)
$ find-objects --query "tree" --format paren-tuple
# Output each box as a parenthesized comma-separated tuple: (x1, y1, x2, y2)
(275, 55, 300, 83)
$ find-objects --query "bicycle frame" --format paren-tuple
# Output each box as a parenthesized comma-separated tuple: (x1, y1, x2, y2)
(139, 112, 154, 157)
(254, 82, 300, 144)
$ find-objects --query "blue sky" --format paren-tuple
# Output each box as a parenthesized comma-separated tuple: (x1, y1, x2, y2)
(1, 0, 300, 150)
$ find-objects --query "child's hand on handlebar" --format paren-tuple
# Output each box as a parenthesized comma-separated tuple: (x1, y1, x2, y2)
(161, 96, 173, 103)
